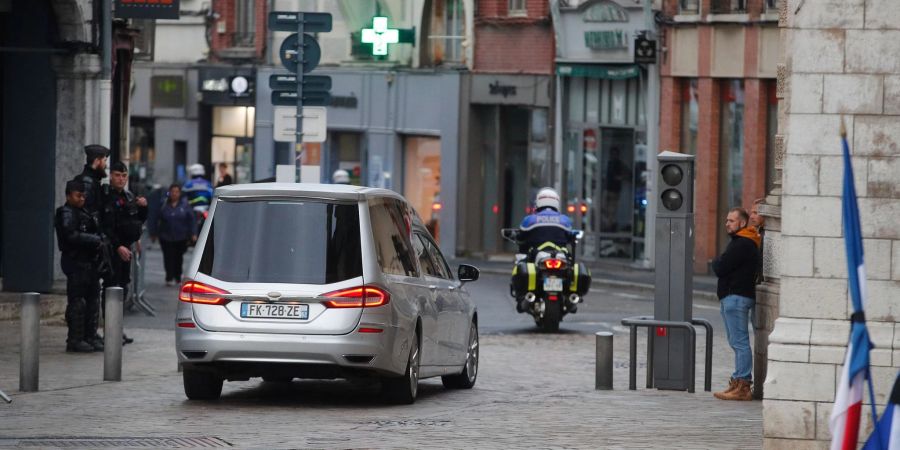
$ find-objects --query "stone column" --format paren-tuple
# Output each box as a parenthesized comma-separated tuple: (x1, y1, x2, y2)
(762, 0, 900, 447)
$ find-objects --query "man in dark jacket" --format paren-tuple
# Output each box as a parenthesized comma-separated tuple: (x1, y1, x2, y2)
(73, 144, 110, 215)
(712, 207, 761, 401)
(55, 180, 104, 352)
(100, 162, 147, 345)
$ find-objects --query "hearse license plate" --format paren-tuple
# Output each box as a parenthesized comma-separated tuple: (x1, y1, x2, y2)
(543, 277, 563, 292)
(240, 303, 309, 320)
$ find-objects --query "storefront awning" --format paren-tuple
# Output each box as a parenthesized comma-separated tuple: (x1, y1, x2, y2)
(556, 63, 640, 80)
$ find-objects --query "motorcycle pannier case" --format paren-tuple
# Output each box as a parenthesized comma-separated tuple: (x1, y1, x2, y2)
(568, 262, 591, 296)
(511, 261, 537, 297)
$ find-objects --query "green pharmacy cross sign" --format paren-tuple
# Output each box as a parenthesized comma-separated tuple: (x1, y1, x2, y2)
(362, 17, 399, 56)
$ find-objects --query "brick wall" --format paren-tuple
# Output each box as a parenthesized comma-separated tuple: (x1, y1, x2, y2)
(209, 0, 267, 62)
(473, 0, 553, 74)
(765, 0, 900, 447)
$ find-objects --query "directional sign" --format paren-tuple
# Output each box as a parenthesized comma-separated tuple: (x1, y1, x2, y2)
(268, 11, 333, 33)
(271, 90, 331, 107)
(279, 33, 322, 74)
(274, 106, 327, 143)
(269, 74, 332, 91)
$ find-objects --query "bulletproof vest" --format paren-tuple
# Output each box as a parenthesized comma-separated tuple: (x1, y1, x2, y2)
(54, 204, 102, 263)
(106, 190, 143, 245)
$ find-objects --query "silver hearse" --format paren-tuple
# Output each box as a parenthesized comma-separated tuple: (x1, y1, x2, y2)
(175, 183, 479, 404)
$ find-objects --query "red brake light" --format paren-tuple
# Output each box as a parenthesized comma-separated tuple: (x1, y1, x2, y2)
(544, 259, 565, 270)
(322, 286, 390, 308)
(179, 281, 231, 305)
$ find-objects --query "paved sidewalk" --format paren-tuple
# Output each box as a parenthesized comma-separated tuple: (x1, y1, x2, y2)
(0, 322, 761, 449)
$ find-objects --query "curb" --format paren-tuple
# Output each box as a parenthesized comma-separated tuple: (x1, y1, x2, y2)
(477, 267, 719, 304)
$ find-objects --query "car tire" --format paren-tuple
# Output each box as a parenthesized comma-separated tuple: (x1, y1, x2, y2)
(442, 321, 478, 390)
(183, 368, 223, 400)
(383, 334, 419, 404)
(540, 299, 561, 333)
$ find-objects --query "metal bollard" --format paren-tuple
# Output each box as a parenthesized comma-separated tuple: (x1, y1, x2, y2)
(103, 287, 124, 381)
(595, 331, 613, 390)
(20, 292, 40, 392)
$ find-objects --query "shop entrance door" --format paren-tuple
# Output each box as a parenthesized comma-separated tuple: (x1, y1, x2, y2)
(403, 136, 442, 241)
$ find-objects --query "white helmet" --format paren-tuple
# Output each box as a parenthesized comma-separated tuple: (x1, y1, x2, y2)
(332, 169, 350, 184)
(189, 163, 206, 177)
(535, 187, 561, 211)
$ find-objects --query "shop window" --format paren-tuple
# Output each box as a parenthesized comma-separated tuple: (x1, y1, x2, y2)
(212, 106, 255, 184)
(129, 118, 155, 194)
(765, 0, 778, 10)
(718, 80, 745, 250)
(212, 106, 255, 138)
(680, 78, 699, 155)
(428, 0, 466, 66)
(508, 0, 527, 16)
(403, 136, 442, 241)
(329, 132, 364, 185)
(131, 19, 155, 61)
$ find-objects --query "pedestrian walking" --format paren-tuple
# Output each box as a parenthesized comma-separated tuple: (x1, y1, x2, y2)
(54, 180, 104, 353)
(150, 184, 196, 286)
(216, 162, 233, 188)
(712, 207, 761, 401)
(750, 198, 766, 284)
(100, 161, 147, 345)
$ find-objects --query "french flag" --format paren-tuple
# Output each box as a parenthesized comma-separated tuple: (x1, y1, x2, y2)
(829, 128, 876, 450)
(863, 374, 900, 450)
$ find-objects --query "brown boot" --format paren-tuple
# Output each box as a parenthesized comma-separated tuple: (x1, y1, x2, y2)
(717, 379, 753, 401)
(713, 378, 738, 399)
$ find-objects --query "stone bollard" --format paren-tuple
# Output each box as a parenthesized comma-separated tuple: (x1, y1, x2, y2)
(20, 292, 40, 392)
(595, 331, 613, 390)
(104, 287, 124, 381)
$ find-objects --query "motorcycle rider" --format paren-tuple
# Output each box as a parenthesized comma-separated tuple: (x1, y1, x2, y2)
(513, 188, 574, 312)
(182, 164, 213, 211)
(516, 187, 574, 255)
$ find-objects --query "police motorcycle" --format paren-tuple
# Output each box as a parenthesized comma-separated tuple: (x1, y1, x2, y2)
(500, 229, 591, 332)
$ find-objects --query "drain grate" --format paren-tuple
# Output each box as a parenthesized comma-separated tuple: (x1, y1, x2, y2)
(3, 436, 232, 448)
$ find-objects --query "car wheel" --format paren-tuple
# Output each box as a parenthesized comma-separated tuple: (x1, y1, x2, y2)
(183, 368, 223, 400)
(442, 321, 478, 389)
(383, 334, 419, 404)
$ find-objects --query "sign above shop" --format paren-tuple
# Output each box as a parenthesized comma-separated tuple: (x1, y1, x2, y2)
(489, 81, 517, 98)
(358, 17, 415, 57)
(330, 95, 359, 108)
(151, 75, 184, 108)
(557, 63, 640, 79)
(634, 35, 657, 64)
(198, 69, 255, 105)
(114, 0, 180, 20)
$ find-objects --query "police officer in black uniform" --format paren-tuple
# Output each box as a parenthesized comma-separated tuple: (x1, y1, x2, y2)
(74, 144, 110, 214)
(101, 161, 147, 345)
(55, 180, 105, 352)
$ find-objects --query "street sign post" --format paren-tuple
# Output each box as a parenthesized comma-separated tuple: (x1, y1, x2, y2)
(269, 11, 333, 182)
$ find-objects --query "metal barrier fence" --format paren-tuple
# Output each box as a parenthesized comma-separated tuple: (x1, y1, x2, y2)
(129, 237, 155, 316)
(620, 316, 713, 394)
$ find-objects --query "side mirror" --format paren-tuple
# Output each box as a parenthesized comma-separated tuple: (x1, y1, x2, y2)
(458, 264, 480, 283)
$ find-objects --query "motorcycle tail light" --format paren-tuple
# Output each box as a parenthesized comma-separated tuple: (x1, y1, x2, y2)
(179, 281, 230, 305)
(544, 259, 565, 270)
(322, 285, 391, 308)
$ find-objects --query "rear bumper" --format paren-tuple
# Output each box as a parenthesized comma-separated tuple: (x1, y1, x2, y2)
(176, 324, 407, 378)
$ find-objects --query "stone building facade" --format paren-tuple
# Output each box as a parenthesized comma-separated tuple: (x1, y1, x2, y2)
(762, 0, 900, 447)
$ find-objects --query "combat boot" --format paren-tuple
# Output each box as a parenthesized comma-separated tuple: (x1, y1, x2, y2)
(717, 379, 753, 401)
(86, 335, 105, 352)
(66, 340, 94, 353)
(713, 377, 738, 399)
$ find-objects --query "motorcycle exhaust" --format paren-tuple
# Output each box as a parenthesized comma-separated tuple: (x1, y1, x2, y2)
(568, 294, 582, 304)
(524, 292, 537, 304)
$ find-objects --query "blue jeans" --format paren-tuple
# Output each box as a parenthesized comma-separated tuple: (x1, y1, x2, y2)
(720, 295, 754, 381)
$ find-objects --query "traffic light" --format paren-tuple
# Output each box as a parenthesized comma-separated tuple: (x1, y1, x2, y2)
(656, 151, 694, 214)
